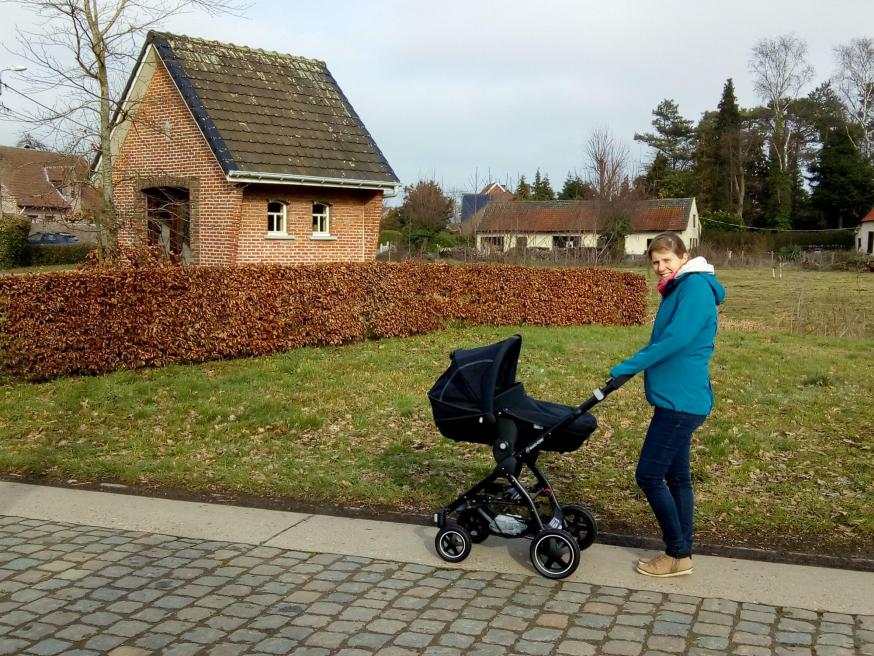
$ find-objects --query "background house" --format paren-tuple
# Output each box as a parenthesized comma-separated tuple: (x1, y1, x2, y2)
(459, 182, 514, 222)
(105, 31, 399, 265)
(856, 208, 874, 255)
(471, 198, 700, 255)
(0, 145, 101, 241)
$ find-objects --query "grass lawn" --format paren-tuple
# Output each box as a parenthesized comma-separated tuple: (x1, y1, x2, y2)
(1, 267, 872, 558)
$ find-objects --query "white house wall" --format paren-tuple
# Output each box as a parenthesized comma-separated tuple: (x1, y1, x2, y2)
(477, 233, 599, 252)
(625, 226, 700, 256)
(857, 223, 874, 254)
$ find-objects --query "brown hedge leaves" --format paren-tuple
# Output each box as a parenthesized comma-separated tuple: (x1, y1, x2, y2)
(0, 262, 645, 381)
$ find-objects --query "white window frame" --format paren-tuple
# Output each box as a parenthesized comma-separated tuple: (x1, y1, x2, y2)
(311, 202, 331, 237)
(267, 200, 289, 237)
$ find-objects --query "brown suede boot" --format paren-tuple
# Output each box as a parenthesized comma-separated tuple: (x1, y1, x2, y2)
(636, 554, 693, 577)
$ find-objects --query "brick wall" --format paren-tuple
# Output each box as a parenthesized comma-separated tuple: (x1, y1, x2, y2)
(112, 58, 383, 265)
(238, 187, 383, 264)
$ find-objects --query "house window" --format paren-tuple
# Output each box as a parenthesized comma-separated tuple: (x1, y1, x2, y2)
(267, 201, 287, 233)
(553, 235, 580, 249)
(481, 235, 504, 250)
(312, 203, 330, 235)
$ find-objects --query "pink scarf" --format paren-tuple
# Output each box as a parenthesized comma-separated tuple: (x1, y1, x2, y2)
(657, 273, 677, 297)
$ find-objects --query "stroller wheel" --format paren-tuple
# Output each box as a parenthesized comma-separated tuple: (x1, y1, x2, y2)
(561, 504, 598, 551)
(529, 529, 580, 580)
(458, 510, 489, 544)
(435, 524, 472, 563)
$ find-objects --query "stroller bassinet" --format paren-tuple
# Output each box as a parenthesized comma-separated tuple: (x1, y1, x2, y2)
(428, 334, 597, 453)
(428, 334, 631, 579)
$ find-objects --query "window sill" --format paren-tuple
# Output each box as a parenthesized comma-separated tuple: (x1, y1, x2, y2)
(266, 233, 296, 240)
(309, 234, 337, 241)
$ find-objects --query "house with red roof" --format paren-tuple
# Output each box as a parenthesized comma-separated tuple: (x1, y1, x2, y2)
(857, 208, 874, 255)
(102, 31, 399, 265)
(468, 197, 700, 255)
(0, 145, 101, 240)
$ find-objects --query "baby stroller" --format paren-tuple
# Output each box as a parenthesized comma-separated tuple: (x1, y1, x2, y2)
(428, 335, 630, 579)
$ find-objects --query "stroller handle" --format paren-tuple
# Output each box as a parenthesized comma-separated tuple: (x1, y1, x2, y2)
(577, 374, 634, 414)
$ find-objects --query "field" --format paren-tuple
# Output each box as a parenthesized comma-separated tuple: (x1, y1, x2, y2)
(1, 267, 872, 558)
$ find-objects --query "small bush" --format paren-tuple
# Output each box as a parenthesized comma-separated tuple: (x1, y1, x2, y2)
(21, 243, 94, 266)
(0, 214, 30, 269)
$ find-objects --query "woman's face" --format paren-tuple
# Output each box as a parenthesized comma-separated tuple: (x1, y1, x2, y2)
(650, 249, 689, 279)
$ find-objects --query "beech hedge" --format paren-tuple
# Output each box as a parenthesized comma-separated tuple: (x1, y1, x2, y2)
(0, 261, 645, 381)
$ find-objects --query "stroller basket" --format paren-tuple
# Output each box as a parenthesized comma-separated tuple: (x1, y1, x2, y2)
(428, 335, 597, 453)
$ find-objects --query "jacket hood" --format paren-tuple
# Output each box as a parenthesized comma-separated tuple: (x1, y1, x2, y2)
(673, 256, 726, 305)
(676, 256, 715, 277)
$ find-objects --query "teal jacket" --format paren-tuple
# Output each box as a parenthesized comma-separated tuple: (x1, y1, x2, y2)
(610, 258, 726, 415)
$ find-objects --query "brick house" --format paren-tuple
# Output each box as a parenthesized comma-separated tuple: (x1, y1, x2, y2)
(0, 145, 101, 240)
(470, 198, 701, 255)
(103, 31, 399, 265)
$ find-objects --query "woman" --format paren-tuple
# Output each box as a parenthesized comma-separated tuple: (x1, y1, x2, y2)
(610, 232, 725, 578)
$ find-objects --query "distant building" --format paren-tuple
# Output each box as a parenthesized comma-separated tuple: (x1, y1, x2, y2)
(0, 145, 101, 237)
(471, 197, 701, 255)
(460, 182, 514, 222)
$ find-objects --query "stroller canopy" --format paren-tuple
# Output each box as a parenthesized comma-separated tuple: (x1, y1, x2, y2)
(428, 334, 521, 417)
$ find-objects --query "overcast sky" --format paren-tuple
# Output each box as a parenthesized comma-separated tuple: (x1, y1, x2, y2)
(1, 0, 871, 197)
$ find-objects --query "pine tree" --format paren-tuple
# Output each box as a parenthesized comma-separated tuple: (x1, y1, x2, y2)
(532, 168, 555, 200)
(810, 126, 874, 229)
(558, 173, 594, 200)
(634, 99, 696, 170)
(715, 79, 741, 215)
(514, 175, 532, 200)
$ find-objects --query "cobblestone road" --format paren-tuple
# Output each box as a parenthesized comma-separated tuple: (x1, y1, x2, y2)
(0, 516, 872, 656)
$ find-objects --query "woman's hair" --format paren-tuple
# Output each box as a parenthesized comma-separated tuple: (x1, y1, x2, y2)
(646, 232, 688, 259)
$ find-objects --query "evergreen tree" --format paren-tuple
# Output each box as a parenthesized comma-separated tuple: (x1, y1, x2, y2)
(636, 99, 697, 198)
(715, 79, 742, 215)
(810, 126, 874, 229)
(558, 174, 594, 200)
(514, 175, 532, 200)
(531, 168, 555, 200)
(634, 99, 697, 170)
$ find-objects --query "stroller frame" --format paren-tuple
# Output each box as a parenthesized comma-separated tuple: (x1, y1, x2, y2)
(429, 335, 631, 579)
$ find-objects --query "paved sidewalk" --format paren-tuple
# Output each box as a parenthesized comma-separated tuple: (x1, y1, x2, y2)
(1, 482, 873, 656)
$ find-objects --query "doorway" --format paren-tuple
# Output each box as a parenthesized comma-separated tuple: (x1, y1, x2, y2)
(143, 187, 191, 263)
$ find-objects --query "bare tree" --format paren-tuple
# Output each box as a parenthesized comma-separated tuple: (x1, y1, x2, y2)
(583, 127, 630, 202)
(582, 128, 636, 260)
(833, 37, 874, 160)
(8, 0, 245, 258)
(748, 34, 814, 174)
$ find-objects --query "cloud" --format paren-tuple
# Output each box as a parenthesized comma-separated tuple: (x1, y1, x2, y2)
(2, 0, 870, 191)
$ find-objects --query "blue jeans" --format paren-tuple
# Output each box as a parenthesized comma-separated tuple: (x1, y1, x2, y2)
(636, 407, 707, 558)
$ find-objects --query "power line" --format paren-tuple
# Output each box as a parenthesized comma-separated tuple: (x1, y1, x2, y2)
(700, 216, 857, 233)
(1, 82, 97, 137)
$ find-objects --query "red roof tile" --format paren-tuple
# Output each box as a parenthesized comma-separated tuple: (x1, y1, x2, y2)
(0, 146, 96, 211)
(862, 207, 874, 223)
(474, 198, 694, 234)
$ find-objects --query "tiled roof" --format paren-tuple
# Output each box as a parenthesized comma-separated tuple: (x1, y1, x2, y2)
(0, 146, 86, 210)
(480, 182, 513, 198)
(475, 198, 694, 234)
(141, 32, 398, 185)
(862, 207, 874, 223)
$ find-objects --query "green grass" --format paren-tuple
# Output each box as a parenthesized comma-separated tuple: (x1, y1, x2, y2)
(0, 263, 77, 276)
(1, 268, 872, 558)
